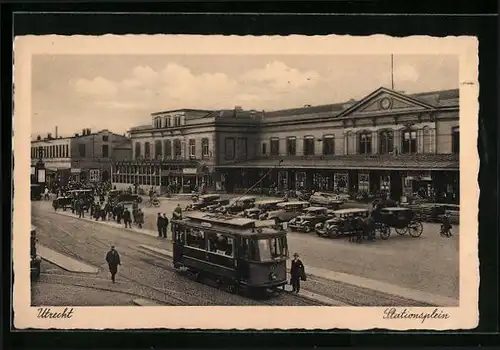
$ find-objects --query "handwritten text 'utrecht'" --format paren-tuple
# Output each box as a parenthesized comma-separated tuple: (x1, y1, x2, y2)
(37, 308, 74, 319)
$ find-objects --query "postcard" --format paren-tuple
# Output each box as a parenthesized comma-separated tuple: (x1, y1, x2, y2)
(13, 34, 478, 330)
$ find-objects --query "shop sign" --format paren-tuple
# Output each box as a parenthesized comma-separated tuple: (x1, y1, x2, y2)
(71, 168, 81, 174)
(37, 169, 46, 183)
(183, 168, 197, 175)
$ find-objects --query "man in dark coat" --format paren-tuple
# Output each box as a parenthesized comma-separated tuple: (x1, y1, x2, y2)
(123, 208, 132, 228)
(105, 245, 121, 283)
(290, 253, 305, 293)
(136, 209, 144, 229)
(156, 213, 164, 238)
(162, 213, 169, 239)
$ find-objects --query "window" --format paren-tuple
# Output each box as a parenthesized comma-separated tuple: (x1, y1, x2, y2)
(202, 138, 209, 158)
(174, 114, 181, 127)
(102, 135, 109, 141)
(451, 127, 459, 154)
(225, 137, 235, 159)
(238, 137, 247, 158)
(358, 173, 370, 192)
(358, 131, 372, 155)
(173, 139, 182, 158)
(256, 237, 287, 262)
(166, 117, 171, 128)
(164, 140, 172, 158)
(323, 135, 335, 155)
(270, 138, 279, 156)
(185, 228, 206, 250)
(189, 139, 196, 157)
(207, 233, 234, 257)
(65, 145, 69, 158)
(287, 137, 296, 156)
(379, 130, 394, 155)
(262, 143, 267, 155)
(155, 140, 162, 158)
(78, 144, 86, 157)
(134, 142, 141, 158)
(144, 142, 151, 159)
(303, 136, 315, 156)
(402, 130, 417, 154)
(102, 145, 109, 158)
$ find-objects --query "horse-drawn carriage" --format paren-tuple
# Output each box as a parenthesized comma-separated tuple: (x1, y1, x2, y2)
(374, 207, 424, 240)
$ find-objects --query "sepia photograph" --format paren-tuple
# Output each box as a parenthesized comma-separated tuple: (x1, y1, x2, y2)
(14, 34, 478, 330)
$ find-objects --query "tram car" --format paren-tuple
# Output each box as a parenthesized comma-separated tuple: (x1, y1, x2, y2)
(171, 211, 289, 294)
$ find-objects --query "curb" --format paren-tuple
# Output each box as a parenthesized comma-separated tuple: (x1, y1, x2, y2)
(38, 244, 99, 274)
(132, 298, 165, 306)
(53, 210, 458, 306)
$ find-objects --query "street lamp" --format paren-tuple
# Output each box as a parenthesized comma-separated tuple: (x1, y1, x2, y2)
(35, 146, 46, 186)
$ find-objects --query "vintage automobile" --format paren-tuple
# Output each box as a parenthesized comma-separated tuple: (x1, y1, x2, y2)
(309, 192, 344, 209)
(263, 201, 310, 223)
(202, 199, 231, 213)
(185, 194, 221, 211)
(288, 206, 332, 233)
(31, 184, 42, 200)
(116, 200, 136, 213)
(171, 212, 289, 294)
(52, 196, 74, 211)
(373, 207, 423, 240)
(315, 208, 370, 238)
(255, 199, 285, 213)
(117, 193, 142, 204)
(31, 226, 42, 280)
(216, 196, 256, 215)
(243, 207, 263, 219)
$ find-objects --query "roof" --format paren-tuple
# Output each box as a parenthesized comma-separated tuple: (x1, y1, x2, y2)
(115, 141, 132, 149)
(151, 109, 212, 116)
(277, 201, 309, 207)
(334, 208, 369, 214)
(217, 154, 459, 171)
(185, 212, 255, 227)
(305, 206, 328, 211)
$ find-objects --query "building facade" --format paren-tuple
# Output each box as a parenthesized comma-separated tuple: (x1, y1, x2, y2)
(217, 87, 460, 204)
(31, 128, 131, 187)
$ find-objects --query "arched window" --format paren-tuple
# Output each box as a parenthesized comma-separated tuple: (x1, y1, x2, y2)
(134, 142, 141, 159)
(323, 135, 335, 155)
(154, 140, 162, 159)
(164, 140, 172, 158)
(173, 139, 182, 158)
(303, 135, 315, 156)
(452, 126, 459, 154)
(358, 131, 372, 155)
(144, 142, 151, 159)
(270, 137, 279, 156)
(401, 129, 417, 154)
(378, 129, 394, 155)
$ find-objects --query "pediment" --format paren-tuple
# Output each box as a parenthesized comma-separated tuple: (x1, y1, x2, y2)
(336, 87, 435, 118)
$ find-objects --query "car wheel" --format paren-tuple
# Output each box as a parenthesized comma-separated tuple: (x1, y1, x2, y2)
(304, 225, 312, 233)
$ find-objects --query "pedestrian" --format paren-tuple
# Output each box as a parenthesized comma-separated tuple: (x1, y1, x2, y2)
(136, 208, 144, 229)
(162, 213, 169, 239)
(105, 245, 121, 283)
(173, 204, 183, 220)
(290, 253, 306, 293)
(123, 208, 132, 228)
(44, 187, 50, 200)
(156, 213, 164, 238)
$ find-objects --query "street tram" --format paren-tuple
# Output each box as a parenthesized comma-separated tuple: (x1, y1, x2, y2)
(171, 211, 289, 294)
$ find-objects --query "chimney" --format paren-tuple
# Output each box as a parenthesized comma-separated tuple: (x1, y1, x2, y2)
(47, 133, 52, 139)
(75, 133, 79, 137)
(87, 128, 91, 135)
(36, 135, 41, 141)
(82, 129, 86, 136)
(55, 126, 58, 138)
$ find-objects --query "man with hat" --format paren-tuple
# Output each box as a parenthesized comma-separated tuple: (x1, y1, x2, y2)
(290, 253, 306, 293)
(105, 245, 121, 283)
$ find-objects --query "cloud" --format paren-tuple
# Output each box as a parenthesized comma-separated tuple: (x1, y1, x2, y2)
(74, 77, 118, 96)
(394, 64, 419, 82)
(241, 61, 321, 90)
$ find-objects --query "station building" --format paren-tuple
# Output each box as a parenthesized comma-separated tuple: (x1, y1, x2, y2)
(217, 87, 460, 204)
(116, 87, 459, 203)
(31, 128, 131, 187)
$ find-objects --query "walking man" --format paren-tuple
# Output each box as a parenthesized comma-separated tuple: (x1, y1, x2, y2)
(105, 245, 121, 283)
(123, 208, 132, 228)
(156, 213, 164, 238)
(290, 253, 306, 293)
(162, 213, 169, 239)
(136, 208, 144, 229)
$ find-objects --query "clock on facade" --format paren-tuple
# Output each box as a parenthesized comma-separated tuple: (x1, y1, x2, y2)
(379, 97, 392, 110)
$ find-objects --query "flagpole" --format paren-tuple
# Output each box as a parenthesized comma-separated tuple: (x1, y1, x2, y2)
(391, 54, 394, 90)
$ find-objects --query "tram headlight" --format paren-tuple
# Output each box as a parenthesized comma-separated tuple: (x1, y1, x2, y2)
(269, 272, 278, 281)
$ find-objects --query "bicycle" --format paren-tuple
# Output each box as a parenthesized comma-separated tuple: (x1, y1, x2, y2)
(145, 197, 161, 208)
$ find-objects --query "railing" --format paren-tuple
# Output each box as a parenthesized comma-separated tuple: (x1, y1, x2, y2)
(253, 153, 459, 162)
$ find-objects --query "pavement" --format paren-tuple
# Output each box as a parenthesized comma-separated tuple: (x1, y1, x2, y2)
(45, 199, 458, 306)
(38, 245, 99, 273)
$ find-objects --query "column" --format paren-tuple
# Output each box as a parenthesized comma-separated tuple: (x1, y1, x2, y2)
(371, 131, 378, 154)
(394, 129, 401, 154)
(344, 133, 348, 155)
(417, 129, 424, 153)
(430, 128, 436, 153)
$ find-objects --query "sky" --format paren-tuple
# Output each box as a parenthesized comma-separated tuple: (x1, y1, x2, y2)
(31, 54, 458, 137)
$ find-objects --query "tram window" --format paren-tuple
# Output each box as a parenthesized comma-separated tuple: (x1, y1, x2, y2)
(256, 236, 287, 262)
(207, 233, 234, 257)
(185, 229, 205, 250)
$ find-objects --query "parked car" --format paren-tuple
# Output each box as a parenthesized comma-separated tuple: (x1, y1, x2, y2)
(264, 201, 310, 223)
(216, 196, 256, 214)
(52, 196, 74, 211)
(242, 207, 262, 219)
(315, 208, 370, 238)
(117, 193, 142, 204)
(186, 194, 221, 211)
(309, 192, 344, 209)
(288, 206, 332, 233)
(203, 199, 231, 213)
